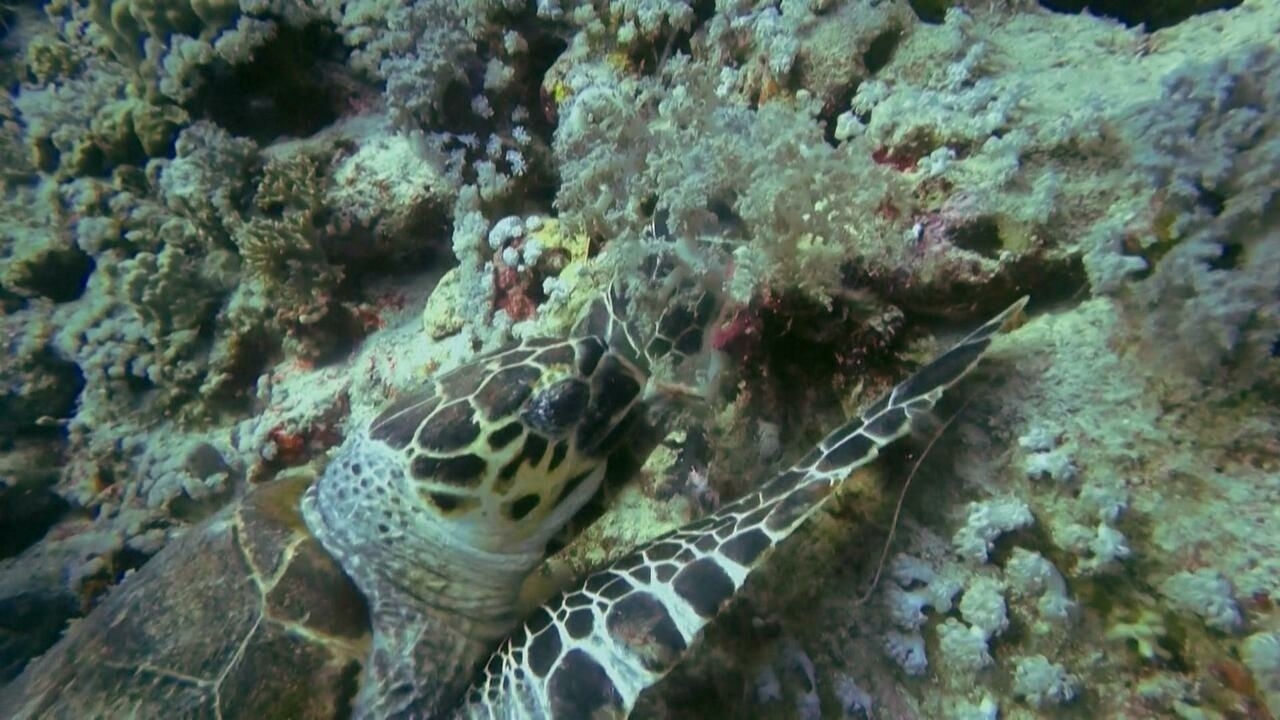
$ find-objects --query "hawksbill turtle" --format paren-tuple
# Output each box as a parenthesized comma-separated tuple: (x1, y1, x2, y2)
(0, 266, 1026, 719)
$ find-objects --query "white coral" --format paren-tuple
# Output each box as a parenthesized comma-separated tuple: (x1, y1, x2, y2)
(953, 497, 1034, 563)
(1242, 631, 1280, 716)
(1012, 655, 1079, 707)
(936, 618, 992, 674)
(884, 630, 929, 676)
(1005, 548, 1076, 622)
(1160, 569, 1242, 632)
(958, 576, 1009, 639)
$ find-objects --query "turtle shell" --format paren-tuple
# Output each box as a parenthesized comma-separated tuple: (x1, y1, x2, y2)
(0, 476, 369, 719)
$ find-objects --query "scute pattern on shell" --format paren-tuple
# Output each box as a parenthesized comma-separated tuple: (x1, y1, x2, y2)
(0, 477, 368, 719)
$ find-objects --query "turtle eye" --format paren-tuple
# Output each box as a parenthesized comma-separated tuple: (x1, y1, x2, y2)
(521, 378, 591, 437)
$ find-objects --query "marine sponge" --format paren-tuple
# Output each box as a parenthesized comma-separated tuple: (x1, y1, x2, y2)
(1004, 548, 1075, 623)
(957, 576, 1009, 639)
(884, 629, 929, 676)
(884, 553, 962, 630)
(953, 497, 1033, 563)
(936, 617, 992, 674)
(1159, 569, 1242, 633)
(1011, 654, 1079, 708)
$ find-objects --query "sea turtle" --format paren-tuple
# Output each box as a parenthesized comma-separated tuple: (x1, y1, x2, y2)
(0, 264, 1026, 719)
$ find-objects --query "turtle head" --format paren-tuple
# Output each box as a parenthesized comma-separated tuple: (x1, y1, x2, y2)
(301, 336, 650, 620)
(300, 335, 653, 716)
(365, 336, 648, 555)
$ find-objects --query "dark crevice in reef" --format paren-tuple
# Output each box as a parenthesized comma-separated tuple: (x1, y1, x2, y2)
(0, 352, 85, 441)
(1206, 241, 1243, 272)
(0, 477, 69, 560)
(214, 327, 279, 410)
(9, 247, 95, 303)
(690, 0, 719, 40)
(324, 209, 453, 279)
(437, 76, 486, 133)
(0, 588, 78, 682)
(816, 26, 901, 146)
(949, 216, 1003, 259)
(0, 286, 22, 314)
(500, 13, 572, 148)
(1037, 0, 1243, 30)
(1021, 254, 1088, 309)
(0, 4, 17, 44)
(863, 28, 902, 75)
(188, 22, 351, 143)
(520, 29, 569, 145)
(907, 0, 957, 24)
(722, 293, 907, 448)
(819, 77, 859, 147)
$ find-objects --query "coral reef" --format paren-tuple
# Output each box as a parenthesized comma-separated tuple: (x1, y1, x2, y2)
(0, 0, 1277, 716)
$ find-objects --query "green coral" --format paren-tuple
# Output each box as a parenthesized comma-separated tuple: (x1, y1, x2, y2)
(86, 0, 241, 64)
(20, 119, 348, 425)
(237, 211, 338, 311)
(254, 152, 325, 215)
(24, 33, 83, 84)
(1106, 608, 1172, 662)
(15, 57, 186, 176)
(235, 151, 340, 312)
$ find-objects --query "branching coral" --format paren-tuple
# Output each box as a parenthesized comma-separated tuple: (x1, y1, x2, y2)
(235, 152, 339, 313)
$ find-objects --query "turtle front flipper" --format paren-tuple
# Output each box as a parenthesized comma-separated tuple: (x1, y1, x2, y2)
(458, 298, 1028, 719)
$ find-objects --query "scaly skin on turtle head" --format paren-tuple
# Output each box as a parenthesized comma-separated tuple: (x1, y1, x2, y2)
(575, 253, 723, 382)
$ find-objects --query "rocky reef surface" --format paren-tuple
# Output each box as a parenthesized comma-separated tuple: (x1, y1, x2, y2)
(0, 0, 1276, 717)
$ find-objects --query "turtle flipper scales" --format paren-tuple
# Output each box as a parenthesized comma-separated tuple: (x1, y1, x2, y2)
(459, 297, 1028, 719)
